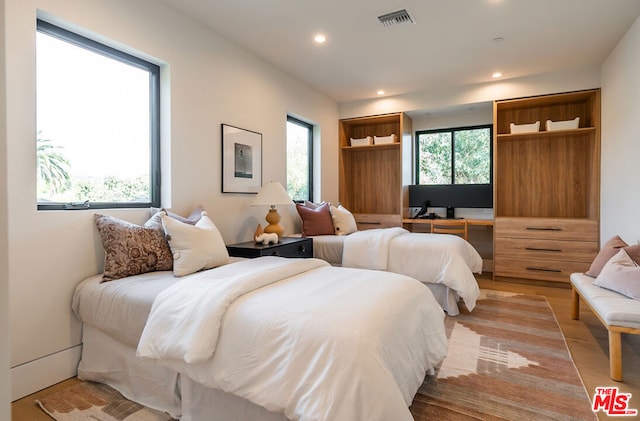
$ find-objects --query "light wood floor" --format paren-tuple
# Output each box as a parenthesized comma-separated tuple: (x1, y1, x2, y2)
(11, 275, 640, 421)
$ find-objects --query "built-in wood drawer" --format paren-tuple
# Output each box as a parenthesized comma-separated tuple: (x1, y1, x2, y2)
(494, 237, 598, 263)
(354, 213, 401, 230)
(495, 217, 598, 241)
(494, 258, 591, 283)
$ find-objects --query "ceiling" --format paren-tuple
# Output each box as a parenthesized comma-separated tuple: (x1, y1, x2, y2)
(160, 0, 640, 104)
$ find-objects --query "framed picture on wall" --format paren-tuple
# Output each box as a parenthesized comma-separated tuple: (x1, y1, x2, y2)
(221, 124, 262, 193)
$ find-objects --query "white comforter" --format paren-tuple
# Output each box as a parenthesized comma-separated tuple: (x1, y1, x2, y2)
(137, 257, 447, 421)
(342, 227, 482, 311)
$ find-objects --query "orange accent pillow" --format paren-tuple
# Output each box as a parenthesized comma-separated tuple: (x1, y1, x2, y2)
(296, 202, 335, 236)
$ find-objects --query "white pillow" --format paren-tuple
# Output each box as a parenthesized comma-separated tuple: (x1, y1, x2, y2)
(594, 249, 640, 300)
(161, 211, 229, 277)
(330, 204, 358, 236)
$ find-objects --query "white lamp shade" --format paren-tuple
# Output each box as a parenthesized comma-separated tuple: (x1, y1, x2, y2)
(251, 181, 293, 207)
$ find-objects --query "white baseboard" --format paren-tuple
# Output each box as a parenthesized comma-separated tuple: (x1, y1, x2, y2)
(11, 344, 82, 401)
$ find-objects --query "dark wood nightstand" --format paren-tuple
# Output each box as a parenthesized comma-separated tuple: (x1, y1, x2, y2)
(226, 237, 313, 259)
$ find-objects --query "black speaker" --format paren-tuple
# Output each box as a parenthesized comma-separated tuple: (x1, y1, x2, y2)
(446, 206, 455, 219)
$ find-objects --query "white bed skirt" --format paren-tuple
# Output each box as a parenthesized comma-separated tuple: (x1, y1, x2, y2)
(78, 325, 290, 421)
(181, 376, 287, 421)
(425, 284, 461, 316)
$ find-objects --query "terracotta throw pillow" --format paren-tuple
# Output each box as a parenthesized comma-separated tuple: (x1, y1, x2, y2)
(296, 202, 335, 236)
(95, 213, 173, 282)
(586, 235, 628, 277)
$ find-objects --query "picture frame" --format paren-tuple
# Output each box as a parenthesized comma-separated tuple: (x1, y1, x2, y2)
(221, 124, 262, 193)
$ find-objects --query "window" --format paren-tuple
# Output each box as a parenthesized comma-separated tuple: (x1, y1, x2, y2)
(36, 19, 160, 210)
(415, 125, 492, 185)
(286, 116, 313, 201)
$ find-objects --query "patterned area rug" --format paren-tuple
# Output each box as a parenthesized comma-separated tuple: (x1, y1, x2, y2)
(411, 289, 596, 420)
(36, 381, 175, 421)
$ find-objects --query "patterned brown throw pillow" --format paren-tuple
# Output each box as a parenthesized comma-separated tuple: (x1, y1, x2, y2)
(95, 213, 173, 282)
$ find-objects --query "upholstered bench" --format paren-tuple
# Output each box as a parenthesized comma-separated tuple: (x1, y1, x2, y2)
(571, 272, 640, 381)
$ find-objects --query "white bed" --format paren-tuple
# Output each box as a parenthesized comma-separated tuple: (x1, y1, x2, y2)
(73, 256, 448, 421)
(310, 228, 482, 315)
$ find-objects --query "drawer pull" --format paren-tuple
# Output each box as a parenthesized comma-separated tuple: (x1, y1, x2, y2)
(300, 246, 306, 253)
(525, 247, 562, 253)
(526, 267, 562, 273)
(525, 227, 562, 231)
(359, 221, 381, 225)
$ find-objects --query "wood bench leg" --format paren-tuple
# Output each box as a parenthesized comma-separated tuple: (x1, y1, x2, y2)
(571, 287, 580, 320)
(609, 330, 623, 382)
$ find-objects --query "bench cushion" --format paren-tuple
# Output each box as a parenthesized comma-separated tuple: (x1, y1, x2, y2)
(571, 272, 640, 330)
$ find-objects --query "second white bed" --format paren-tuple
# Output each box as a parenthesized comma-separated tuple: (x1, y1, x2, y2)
(310, 228, 482, 315)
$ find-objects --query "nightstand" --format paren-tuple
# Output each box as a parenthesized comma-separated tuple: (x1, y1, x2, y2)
(226, 237, 313, 259)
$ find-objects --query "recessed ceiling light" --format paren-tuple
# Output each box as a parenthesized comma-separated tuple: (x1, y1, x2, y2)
(377, 90, 385, 95)
(314, 34, 326, 44)
(492, 72, 502, 78)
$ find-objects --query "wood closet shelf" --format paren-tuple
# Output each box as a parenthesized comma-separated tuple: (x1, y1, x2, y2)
(493, 89, 601, 284)
(340, 142, 400, 151)
(338, 112, 412, 227)
(496, 126, 596, 140)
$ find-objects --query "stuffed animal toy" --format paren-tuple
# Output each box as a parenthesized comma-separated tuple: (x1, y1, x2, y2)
(254, 224, 278, 244)
(255, 232, 279, 244)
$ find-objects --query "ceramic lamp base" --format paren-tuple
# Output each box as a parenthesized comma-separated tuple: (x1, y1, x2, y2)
(264, 208, 284, 239)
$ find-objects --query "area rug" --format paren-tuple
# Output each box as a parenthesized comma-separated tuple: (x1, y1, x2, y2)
(36, 381, 175, 421)
(411, 289, 596, 420)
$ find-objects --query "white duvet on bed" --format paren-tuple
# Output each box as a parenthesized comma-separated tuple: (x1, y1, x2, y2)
(137, 257, 329, 363)
(135, 256, 447, 421)
(342, 228, 482, 311)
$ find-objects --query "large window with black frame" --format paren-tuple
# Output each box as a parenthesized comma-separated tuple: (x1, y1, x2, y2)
(415, 124, 492, 186)
(36, 19, 160, 210)
(286, 116, 314, 202)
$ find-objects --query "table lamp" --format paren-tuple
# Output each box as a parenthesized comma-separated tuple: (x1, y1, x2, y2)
(251, 181, 293, 240)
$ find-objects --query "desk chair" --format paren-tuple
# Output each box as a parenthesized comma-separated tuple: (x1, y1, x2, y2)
(431, 219, 468, 240)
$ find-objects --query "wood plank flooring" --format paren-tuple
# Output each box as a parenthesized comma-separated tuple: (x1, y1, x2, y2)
(11, 274, 640, 421)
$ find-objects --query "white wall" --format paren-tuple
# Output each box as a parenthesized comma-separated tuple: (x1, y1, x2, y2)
(1, 0, 12, 415)
(601, 15, 640, 245)
(5, 0, 338, 398)
(339, 66, 601, 120)
(411, 104, 493, 132)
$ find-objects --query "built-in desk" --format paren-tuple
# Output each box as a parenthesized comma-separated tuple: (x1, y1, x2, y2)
(402, 218, 494, 273)
(402, 218, 494, 229)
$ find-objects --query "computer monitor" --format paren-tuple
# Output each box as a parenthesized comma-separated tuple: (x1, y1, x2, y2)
(408, 184, 493, 218)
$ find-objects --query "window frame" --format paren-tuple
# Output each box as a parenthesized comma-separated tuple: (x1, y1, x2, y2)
(36, 19, 161, 210)
(286, 115, 314, 202)
(415, 124, 493, 185)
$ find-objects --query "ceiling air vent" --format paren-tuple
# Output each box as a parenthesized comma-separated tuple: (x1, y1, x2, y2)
(378, 9, 415, 27)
